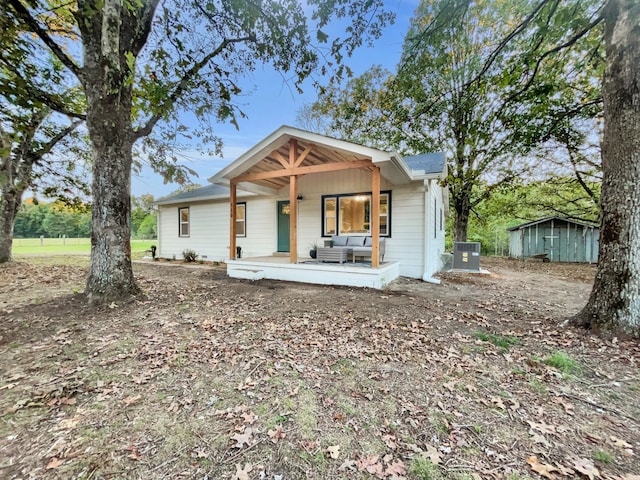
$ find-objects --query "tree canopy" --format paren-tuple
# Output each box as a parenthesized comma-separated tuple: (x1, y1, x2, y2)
(306, 0, 603, 242)
(4, 0, 393, 300)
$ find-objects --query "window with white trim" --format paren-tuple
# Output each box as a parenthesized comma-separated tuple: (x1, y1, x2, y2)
(322, 191, 391, 237)
(178, 207, 189, 237)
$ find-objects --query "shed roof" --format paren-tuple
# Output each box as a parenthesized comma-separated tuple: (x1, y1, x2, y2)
(507, 216, 599, 232)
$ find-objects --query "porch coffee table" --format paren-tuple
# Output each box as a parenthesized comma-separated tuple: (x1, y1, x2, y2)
(316, 247, 349, 264)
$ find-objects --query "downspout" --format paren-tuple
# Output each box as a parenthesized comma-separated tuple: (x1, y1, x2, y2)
(156, 206, 161, 258)
(422, 179, 441, 284)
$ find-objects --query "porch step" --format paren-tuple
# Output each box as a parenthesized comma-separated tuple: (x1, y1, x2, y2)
(232, 268, 265, 281)
(272, 252, 289, 257)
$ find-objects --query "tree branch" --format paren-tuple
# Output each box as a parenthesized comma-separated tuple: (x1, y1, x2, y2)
(474, 0, 556, 82)
(24, 84, 86, 120)
(131, 35, 254, 141)
(7, 0, 82, 80)
(31, 119, 82, 161)
(504, 16, 604, 105)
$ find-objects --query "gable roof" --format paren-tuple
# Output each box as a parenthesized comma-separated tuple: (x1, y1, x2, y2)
(208, 125, 414, 194)
(507, 216, 599, 231)
(155, 126, 447, 205)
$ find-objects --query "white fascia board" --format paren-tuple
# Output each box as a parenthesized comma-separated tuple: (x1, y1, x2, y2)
(208, 125, 411, 184)
(154, 194, 229, 206)
(153, 190, 256, 206)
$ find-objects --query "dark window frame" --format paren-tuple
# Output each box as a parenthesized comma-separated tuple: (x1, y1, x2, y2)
(321, 190, 392, 237)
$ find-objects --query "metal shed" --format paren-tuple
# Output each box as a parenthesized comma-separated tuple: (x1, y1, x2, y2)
(508, 216, 599, 263)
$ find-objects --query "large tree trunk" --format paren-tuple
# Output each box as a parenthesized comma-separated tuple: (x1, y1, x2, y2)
(0, 187, 20, 263)
(0, 114, 45, 263)
(572, 0, 640, 337)
(80, 1, 141, 301)
(84, 114, 140, 301)
(452, 180, 472, 242)
(453, 204, 470, 242)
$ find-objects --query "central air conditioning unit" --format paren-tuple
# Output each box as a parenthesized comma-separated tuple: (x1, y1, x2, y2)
(453, 242, 481, 270)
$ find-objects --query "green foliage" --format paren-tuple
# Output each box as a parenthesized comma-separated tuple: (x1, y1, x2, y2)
(14, 201, 90, 238)
(544, 351, 578, 375)
(409, 458, 441, 480)
(592, 450, 614, 464)
(305, 0, 603, 242)
(182, 249, 198, 263)
(473, 331, 520, 350)
(136, 214, 157, 239)
(463, 176, 601, 256)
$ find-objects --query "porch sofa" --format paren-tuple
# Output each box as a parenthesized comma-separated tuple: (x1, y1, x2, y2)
(325, 235, 386, 262)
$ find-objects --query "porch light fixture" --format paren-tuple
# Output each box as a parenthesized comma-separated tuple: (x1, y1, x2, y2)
(297, 194, 304, 200)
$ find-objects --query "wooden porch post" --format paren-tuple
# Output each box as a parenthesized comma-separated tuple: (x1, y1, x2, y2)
(289, 139, 298, 263)
(229, 181, 237, 260)
(290, 174, 298, 263)
(371, 166, 380, 268)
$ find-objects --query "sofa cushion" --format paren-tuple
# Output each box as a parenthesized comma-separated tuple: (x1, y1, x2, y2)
(347, 236, 366, 247)
(364, 237, 372, 247)
(332, 235, 348, 246)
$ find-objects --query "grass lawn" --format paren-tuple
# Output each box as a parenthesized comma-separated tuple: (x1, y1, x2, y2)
(12, 238, 156, 258)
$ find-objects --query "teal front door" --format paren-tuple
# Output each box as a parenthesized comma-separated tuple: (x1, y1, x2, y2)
(277, 201, 290, 252)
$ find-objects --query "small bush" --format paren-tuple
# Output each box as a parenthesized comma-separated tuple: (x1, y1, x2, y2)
(593, 450, 614, 464)
(410, 458, 441, 480)
(544, 351, 578, 375)
(182, 249, 198, 262)
(473, 331, 520, 350)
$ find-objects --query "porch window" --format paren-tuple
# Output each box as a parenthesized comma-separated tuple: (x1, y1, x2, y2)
(236, 203, 246, 237)
(322, 191, 391, 237)
(178, 207, 189, 237)
(324, 198, 337, 235)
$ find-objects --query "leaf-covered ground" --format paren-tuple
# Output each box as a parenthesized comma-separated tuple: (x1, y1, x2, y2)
(0, 257, 638, 480)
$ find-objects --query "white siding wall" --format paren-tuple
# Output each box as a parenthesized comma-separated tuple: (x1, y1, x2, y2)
(158, 197, 276, 261)
(158, 200, 228, 261)
(387, 183, 425, 278)
(158, 172, 447, 279)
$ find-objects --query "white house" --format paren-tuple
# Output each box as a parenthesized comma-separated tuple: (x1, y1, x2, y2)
(154, 126, 448, 289)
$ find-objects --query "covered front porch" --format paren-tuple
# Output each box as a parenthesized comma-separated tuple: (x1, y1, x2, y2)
(227, 255, 400, 289)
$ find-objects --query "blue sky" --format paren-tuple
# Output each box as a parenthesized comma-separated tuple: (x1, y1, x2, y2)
(132, 0, 417, 198)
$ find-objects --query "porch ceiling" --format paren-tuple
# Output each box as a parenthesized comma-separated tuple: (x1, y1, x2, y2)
(239, 139, 374, 191)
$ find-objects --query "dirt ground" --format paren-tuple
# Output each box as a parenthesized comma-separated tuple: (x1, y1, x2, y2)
(0, 257, 638, 480)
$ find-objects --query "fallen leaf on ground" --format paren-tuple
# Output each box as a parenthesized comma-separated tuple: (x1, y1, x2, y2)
(268, 426, 285, 443)
(573, 458, 600, 479)
(232, 429, 253, 449)
(423, 444, 443, 464)
(526, 456, 558, 479)
(123, 395, 142, 406)
(326, 444, 340, 459)
(338, 459, 356, 471)
(232, 463, 252, 480)
(46, 457, 64, 469)
(611, 436, 632, 449)
(385, 459, 407, 476)
(356, 455, 384, 478)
